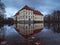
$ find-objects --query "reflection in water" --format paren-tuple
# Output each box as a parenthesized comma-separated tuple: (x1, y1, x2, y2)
(14, 23, 43, 39)
(0, 25, 7, 45)
(1, 23, 60, 45)
(51, 23, 60, 33)
(0, 27, 5, 41)
(44, 23, 60, 33)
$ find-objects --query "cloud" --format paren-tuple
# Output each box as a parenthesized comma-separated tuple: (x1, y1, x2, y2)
(1, 0, 60, 17)
(5, 7, 18, 17)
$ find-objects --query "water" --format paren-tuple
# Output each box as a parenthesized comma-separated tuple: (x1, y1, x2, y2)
(0, 23, 60, 45)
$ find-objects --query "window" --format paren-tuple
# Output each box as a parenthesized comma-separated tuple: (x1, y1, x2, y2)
(31, 16, 32, 18)
(26, 16, 27, 18)
(29, 16, 30, 18)
(29, 11, 31, 15)
(28, 12, 30, 15)
(26, 11, 27, 14)
(23, 16, 24, 18)
(26, 26, 27, 29)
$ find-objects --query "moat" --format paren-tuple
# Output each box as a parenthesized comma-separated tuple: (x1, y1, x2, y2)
(0, 22, 60, 45)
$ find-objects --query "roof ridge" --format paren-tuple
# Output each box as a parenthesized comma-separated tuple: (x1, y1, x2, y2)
(15, 5, 43, 16)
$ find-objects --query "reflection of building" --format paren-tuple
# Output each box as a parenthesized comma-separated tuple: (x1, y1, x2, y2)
(14, 23, 43, 39)
(14, 5, 44, 23)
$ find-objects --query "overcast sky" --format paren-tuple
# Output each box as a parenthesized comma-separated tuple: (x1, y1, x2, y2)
(1, 0, 60, 17)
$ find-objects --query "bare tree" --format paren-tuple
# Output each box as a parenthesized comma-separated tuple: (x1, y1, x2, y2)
(0, 0, 6, 45)
(0, 0, 6, 18)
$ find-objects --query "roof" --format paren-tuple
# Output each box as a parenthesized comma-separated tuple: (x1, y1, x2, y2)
(15, 11, 19, 15)
(15, 5, 43, 16)
(21, 5, 34, 11)
(34, 10, 42, 15)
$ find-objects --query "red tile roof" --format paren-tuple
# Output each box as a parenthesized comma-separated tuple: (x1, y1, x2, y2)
(15, 11, 19, 15)
(21, 5, 34, 11)
(34, 10, 42, 15)
(15, 5, 43, 16)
